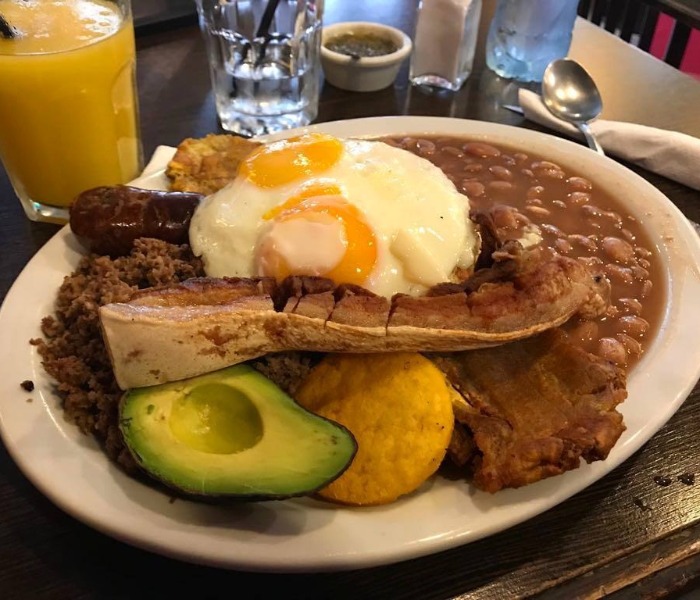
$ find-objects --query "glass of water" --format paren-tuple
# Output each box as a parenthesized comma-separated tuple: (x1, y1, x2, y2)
(485, 0, 579, 83)
(195, 0, 323, 137)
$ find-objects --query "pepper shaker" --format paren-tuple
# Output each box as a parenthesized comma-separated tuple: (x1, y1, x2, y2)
(409, 0, 482, 91)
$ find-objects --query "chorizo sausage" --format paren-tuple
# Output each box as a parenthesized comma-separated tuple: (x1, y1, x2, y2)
(69, 186, 202, 257)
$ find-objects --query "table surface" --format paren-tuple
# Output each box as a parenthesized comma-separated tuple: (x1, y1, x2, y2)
(1, 2, 699, 599)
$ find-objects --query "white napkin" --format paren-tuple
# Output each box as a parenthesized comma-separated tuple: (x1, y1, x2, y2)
(517, 88, 700, 191)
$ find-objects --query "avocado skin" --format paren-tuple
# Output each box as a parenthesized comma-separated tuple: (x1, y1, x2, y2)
(119, 364, 357, 501)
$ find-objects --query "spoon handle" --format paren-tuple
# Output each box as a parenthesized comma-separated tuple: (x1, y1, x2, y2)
(578, 122, 605, 156)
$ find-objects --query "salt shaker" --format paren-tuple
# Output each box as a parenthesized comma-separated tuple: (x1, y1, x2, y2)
(409, 0, 482, 91)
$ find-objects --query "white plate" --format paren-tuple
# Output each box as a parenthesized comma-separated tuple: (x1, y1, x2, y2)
(1, 117, 700, 573)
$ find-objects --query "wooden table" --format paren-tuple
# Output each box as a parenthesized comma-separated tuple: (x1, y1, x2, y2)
(1, 2, 699, 598)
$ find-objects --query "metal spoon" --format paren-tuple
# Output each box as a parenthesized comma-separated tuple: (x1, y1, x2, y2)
(541, 58, 605, 156)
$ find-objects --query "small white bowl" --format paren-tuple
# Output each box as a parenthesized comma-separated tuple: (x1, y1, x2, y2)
(321, 21, 412, 93)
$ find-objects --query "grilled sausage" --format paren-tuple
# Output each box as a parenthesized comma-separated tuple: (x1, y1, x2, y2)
(69, 186, 202, 257)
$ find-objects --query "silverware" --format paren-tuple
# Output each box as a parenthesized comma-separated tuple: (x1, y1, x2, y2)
(541, 58, 605, 156)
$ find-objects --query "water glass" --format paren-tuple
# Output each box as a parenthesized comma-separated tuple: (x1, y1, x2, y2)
(485, 0, 579, 83)
(0, 0, 143, 223)
(195, 0, 323, 137)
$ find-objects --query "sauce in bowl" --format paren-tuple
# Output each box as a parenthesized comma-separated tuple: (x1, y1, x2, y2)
(324, 32, 399, 58)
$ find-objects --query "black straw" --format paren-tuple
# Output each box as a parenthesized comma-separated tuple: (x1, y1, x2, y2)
(255, 0, 281, 38)
(0, 15, 17, 39)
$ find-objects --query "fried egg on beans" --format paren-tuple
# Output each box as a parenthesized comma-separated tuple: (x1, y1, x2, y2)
(189, 133, 479, 298)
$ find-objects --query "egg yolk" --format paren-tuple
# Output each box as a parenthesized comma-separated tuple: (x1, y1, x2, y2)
(257, 194, 377, 287)
(239, 134, 344, 188)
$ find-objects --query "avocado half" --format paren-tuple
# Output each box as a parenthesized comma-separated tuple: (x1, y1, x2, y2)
(119, 364, 357, 500)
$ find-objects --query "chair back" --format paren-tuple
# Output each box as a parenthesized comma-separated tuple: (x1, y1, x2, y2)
(578, 0, 698, 68)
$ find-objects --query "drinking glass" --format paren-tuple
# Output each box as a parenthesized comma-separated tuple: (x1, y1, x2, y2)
(485, 0, 579, 83)
(0, 0, 143, 223)
(195, 0, 323, 137)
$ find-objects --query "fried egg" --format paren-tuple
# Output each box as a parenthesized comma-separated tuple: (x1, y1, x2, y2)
(189, 133, 479, 297)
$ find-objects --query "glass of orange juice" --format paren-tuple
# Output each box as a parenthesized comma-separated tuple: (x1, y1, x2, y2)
(0, 0, 143, 223)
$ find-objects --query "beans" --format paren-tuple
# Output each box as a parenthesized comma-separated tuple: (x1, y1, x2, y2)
(415, 139, 436, 157)
(488, 181, 513, 193)
(441, 145, 463, 158)
(554, 238, 572, 254)
(568, 192, 591, 205)
(541, 223, 564, 237)
(525, 206, 551, 217)
(605, 264, 634, 285)
(616, 333, 642, 356)
(461, 180, 485, 197)
(631, 265, 650, 280)
(568, 234, 598, 252)
(489, 165, 513, 180)
(491, 205, 520, 229)
(527, 186, 544, 199)
(602, 237, 635, 264)
(619, 297, 643, 315)
(387, 133, 659, 370)
(567, 176, 593, 191)
(464, 142, 501, 158)
(598, 337, 627, 365)
(617, 315, 650, 338)
(571, 320, 599, 343)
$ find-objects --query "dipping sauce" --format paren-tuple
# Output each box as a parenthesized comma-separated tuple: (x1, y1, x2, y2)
(384, 135, 663, 371)
(324, 32, 399, 58)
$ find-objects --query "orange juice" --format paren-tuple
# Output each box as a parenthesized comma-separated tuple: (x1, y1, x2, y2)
(0, 0, 142, 220)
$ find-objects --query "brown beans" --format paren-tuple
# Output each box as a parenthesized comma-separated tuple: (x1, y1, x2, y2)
(605, 264, 634, 285)
(386, 133, 660, 371)
(489, 165, 513, 180)
(598, 337, 627, 365)
(568, 191, 591, 205)
(527, 185, 545, 199)
(461, 180, 485, 197)
(488, 181, 513, 193)
(568, 234, 598, 252)
(602, 237, 635, 264)
(441, 145, 464, 158)
(617, 315, 650, 338)
(464, 142, 501, 158)
(525, 206, 551, 217)
(616, 333, 642, 356)
(415, 139, 436, 157)
(567, 176, 593, 191)
(619, 297, 643, 316)
(491, 205, 520, 229)
(554, 238, 572, 254)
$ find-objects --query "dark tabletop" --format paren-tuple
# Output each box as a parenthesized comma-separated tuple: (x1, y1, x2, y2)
(1, 1, 699, 599)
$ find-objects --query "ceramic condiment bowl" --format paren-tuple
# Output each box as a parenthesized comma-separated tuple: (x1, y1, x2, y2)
(321, 21, 412, 92)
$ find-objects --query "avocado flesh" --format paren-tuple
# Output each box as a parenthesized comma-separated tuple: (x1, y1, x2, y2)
(119, 364, 357, 499)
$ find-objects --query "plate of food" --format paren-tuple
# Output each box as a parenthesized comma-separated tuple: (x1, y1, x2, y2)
(1, 116, 699, 573)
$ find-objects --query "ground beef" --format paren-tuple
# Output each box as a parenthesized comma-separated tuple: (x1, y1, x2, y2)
(32, 238, 204, 471)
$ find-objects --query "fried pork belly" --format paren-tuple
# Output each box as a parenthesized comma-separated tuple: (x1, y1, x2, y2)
(165, 133, 261, 195)
(433, 330, 627, 493)
(100, 245, 610, 389)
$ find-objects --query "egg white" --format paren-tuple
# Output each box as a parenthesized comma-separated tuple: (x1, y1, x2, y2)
(189, 138, 479, 297)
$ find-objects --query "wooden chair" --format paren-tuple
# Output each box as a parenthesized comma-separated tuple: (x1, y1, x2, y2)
(578, 0, 700, 68)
